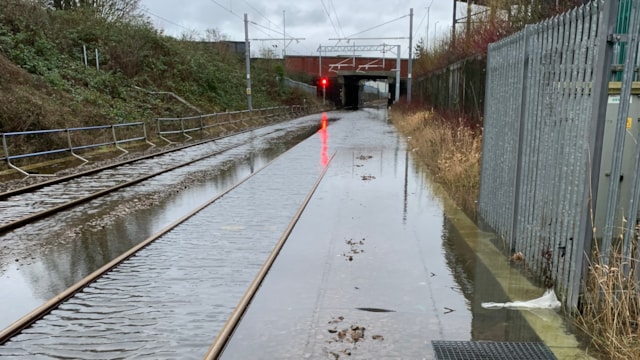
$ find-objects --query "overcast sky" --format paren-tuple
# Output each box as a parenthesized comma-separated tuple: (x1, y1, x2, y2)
(140, 0, 457, 58)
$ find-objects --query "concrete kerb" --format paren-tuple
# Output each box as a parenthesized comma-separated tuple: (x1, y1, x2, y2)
(434, 181, 594, 359)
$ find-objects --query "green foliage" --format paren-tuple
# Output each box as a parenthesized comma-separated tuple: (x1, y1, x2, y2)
(0, 0, 308, 135)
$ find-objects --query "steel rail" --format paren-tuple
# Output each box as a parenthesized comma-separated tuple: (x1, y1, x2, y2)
(0, 128, 284, 234)
(203, 151, 337, 359)
(0, 143, 314, 345)
(0, 118, 293, 200)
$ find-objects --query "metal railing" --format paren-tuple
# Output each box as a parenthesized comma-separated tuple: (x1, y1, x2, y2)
(479, 0, 640, 309)
(284, 77, 317, 96)
(155, 105, 304, 144)
(2, 104, 311, 177)
(2, 122, 153, 177)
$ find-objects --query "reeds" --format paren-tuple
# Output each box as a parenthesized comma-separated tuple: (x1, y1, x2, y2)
(577, 242, 640, 359)
(391, 109, 481, 219)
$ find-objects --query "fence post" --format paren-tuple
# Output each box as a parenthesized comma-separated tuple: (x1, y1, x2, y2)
(601, 0, 640, 266)
(181, 118, 192, 141)
(574, 0, 619, 309)
(2, 133, 9, 165)
(511, 26, 532, 253)
(67, 128, 88, 163)
(112, 125, 128, 155)
(143, 123, 156, 148)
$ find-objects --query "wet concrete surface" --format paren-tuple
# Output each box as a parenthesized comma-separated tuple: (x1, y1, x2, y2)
(219, 109, 468, 359)
(220, 108, 577, 359)
(0, 109, 587, 359)
(0, 116, 319, 331)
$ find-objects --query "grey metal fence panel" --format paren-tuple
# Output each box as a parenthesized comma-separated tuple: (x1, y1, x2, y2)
(479, 1, 604, 308)
(478, 30, 527, 246)
(284, 78, 317, 96)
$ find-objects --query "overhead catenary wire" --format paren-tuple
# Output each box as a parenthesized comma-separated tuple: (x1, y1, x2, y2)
(413, 8, 429, 41)
(319, 0, 341, 38)
(243, 0, 275, 28)
(204, 0, 306, 53)
(328, 0, 345, 38)
(143, 9, 194, 33)
(344, 14, 410, 39)
(207, 0, 243, 20)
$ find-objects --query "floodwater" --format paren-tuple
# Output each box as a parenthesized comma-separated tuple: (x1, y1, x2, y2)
(0, 109, 587, 359)
(0, 116, 319, 330)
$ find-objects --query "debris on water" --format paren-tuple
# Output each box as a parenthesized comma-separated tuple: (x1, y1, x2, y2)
(482, 289, 561, 309)
(511, 251, 525, 264)
(356, 307, 395, 313)
(324, 316, 384, 359)
(342, 238, 365, 261)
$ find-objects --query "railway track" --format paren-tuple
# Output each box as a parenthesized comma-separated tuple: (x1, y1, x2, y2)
(0, 117, 318, 234)
(0, 122, 334, 358)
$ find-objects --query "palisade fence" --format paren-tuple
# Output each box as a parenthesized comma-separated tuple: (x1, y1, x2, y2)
(414, 56, 486, 124)
(1, 105, 310, 177)
(478, 0, 640, 309)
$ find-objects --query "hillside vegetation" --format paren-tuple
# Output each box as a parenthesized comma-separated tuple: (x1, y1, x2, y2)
(0, 0, 307, 134)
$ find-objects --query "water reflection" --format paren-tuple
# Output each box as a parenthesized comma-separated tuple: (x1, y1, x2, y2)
(319, 113, 329, 167)
(441, 217, 540, 342)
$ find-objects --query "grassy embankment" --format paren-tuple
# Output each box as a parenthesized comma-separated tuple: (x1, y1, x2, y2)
(0, 0, 315, 166)
(401, 0, 639, 358)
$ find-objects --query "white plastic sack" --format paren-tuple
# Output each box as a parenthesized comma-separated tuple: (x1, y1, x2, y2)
(481, 289, 561, 309)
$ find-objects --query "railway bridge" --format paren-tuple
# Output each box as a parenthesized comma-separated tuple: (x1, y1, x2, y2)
(285, 47, 409, 109)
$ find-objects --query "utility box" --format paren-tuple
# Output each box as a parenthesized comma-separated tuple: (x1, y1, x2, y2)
(594, 93, 640, 239)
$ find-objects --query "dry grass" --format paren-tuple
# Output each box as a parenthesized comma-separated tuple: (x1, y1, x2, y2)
(578, 245, 640, 359)
(391, 109, 481, 218)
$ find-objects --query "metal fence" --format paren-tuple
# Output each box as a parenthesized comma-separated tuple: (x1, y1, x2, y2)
(414, 56, 486, 123)
(3, 105, 311, 176)
(284, 78, 317, 96)
(155, 106, 304, 143)
(2, 122, 152, 176)
(479, 0, 640, 309)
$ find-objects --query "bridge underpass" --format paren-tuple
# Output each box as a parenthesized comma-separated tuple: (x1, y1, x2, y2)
(339, 71, 397, 109)
(284, 44, 409, 109)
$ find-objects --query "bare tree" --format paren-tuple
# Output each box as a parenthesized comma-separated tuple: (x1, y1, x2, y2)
(42, 0, 141, 22)
(91, 0, 141, 22)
